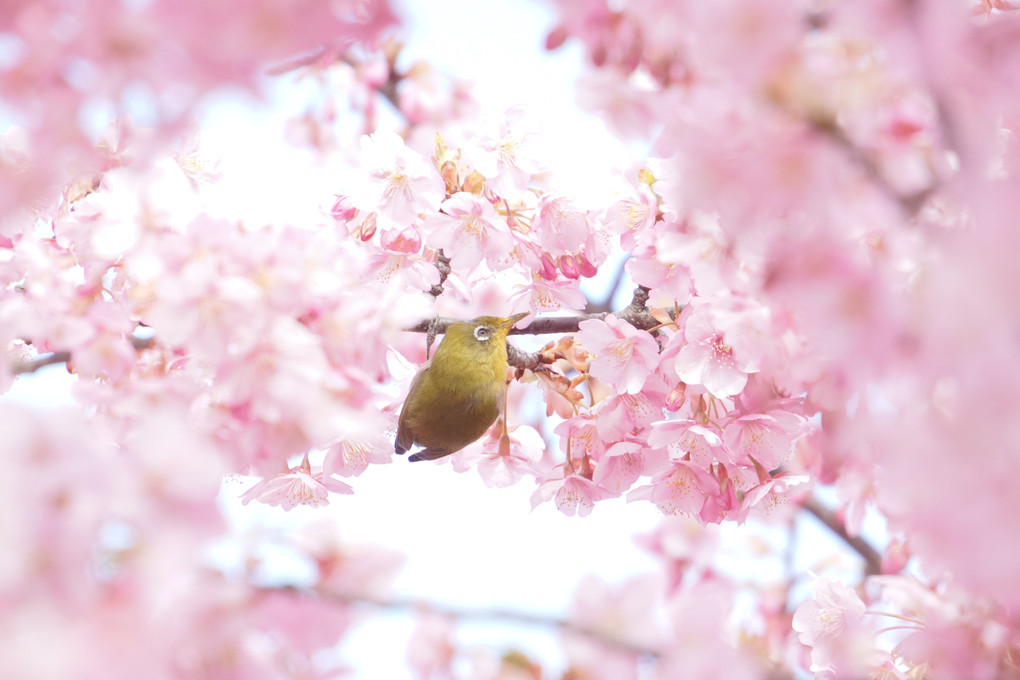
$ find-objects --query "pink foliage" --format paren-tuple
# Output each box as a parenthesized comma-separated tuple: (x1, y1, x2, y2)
(4, 0, 1020, 676)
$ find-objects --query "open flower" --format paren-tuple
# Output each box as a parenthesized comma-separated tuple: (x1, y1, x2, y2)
(792, 574, 874, 676)
(576, 314, 660, 394)
(348, 129, 444, 229)
(423, 192, 514, 271)
(241, 457, 354, 510)
(531, 473, 607, 517)
(672, 302, 765, 398)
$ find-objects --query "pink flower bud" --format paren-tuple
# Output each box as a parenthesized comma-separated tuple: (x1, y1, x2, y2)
(358, 212, 378, 242)
(331, 195, 357, 222)
(381, 226, 422, 254)
(539, 252, 558, 280)
(559, 254, 579, 279)
(666, 383, 687, 411)
(545, 25, 569, 50)
(576, 251, 598, 278)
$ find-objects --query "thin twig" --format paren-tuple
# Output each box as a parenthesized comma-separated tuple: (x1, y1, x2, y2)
(428, 251, 452, 298)
(265, 585, 661, 658)
(802, 495, 883, 577)
(10, 335, 155, 377)
(407, 286, 663, 337)
(12, 351, 72, 376)
(807, 118, 935, 216)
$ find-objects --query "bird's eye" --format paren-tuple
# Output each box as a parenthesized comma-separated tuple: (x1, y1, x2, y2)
(474, 326, 491, 342)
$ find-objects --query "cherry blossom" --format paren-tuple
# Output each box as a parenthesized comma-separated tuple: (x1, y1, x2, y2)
(647, 418, 729, 468)
(575, 314, 661, 394)
(240, 457, 354, 510)
(671, 301, 766, 399)
(348, 129, 444, 229)
(464, 105, 548, 198)
(531, 473, 607, 517)
(451, 424, 547, 488)
(792, 574, 876, 677)
(722, 410, 807, 470)
(628, 463, 715, 517)
(5, 0, 1020, 676)
(423, 192, 514, 271)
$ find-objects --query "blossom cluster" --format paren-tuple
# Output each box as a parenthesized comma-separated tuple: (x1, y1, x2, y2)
(3, 0, 1020, 678)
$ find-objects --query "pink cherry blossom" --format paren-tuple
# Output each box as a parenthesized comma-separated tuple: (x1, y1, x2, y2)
(671, 301, 765, 398)
(323, 424, 394, 478)
(592, 441, 644, 494)
(722, 410, 807, 470)
(647, 418, 729, 468)
(532, 195, 591, 257)
(423, 192, 514, 271)
(740, 472, 811, 519)
(576, 314, 660, 394)
(627, 462, 714, 516)
(349, 129, 444, 229)
(600, 182, 657, 251)
(592, 380, 667, 441)
(240, 457, 354, 510)
(626, 245, 693, 308)
(451, 424, 547, 487)
(531, 473, 607, 517)
(509, 276, 588, 315)
(652, 212, 732, 297)
(792, 574, 875, 676)
(465, 105, 548, 198)
(554, 414, 606, 462)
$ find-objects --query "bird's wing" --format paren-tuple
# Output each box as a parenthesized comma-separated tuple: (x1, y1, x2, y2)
(395, 359, 430, 454)
(407, 447, 451, 462)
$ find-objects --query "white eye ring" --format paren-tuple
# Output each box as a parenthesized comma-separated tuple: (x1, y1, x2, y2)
(474, 326, 491, 342)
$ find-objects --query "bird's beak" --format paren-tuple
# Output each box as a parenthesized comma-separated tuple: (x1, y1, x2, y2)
(501, 312, 529, 330)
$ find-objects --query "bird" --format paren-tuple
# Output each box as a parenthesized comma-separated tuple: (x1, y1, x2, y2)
(395, 312, 528, 462)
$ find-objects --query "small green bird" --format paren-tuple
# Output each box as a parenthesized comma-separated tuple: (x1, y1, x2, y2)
(396, 312, 528, 462)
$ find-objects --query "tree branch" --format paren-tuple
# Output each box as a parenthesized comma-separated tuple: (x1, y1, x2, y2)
(10, 335, 155, 377)
(428, 251, 452, 298)
(408, 286, 662, 337)
(267, 585, 661, 658)
(801, 495, 883, 577)
(807, 118, 935, 216)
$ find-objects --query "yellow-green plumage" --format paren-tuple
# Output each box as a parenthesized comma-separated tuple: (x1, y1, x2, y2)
(396, 313, 526, 462)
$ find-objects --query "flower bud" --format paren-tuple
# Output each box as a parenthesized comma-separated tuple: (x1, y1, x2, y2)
(331, 195, 357, 222)
(381, 225, 422, 254)
(440, 160, 459, 194)
(356, 212, 378, 242)
(576, 251, 598, 278)
(539, 252, 558, 280)
(461, 170, 486, 195)
(559, 254, 579, 279)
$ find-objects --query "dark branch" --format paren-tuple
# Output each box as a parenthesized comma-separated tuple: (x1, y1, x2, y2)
(408, 286, 662, 337)
(428, 251, 452, 298)
(802, 495, 883, 577)
(12, 350, 72, 376)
